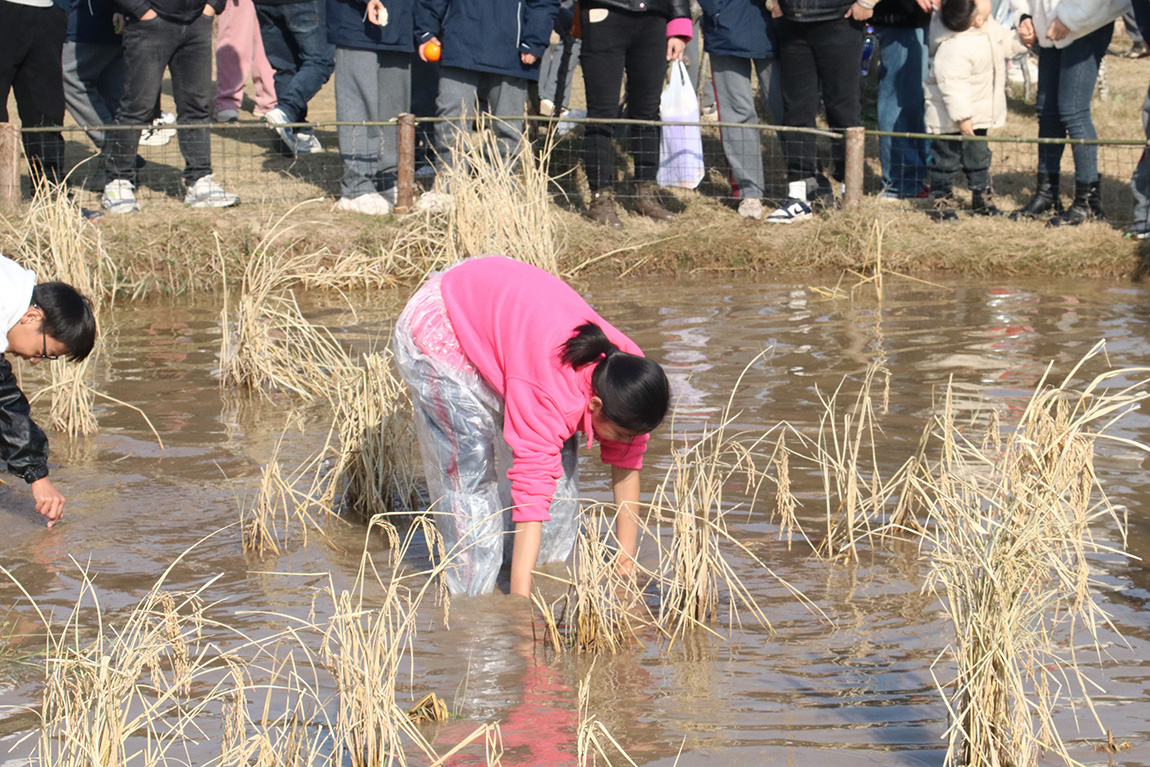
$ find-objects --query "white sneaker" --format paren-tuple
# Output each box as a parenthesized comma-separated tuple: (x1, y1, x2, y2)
(737, 198, 764, 220)
(139, 111, 176, 146)
(414, 190, 454, 213)
(539, 98, 556, 117)
(102, 179, 141, 214)
(557, 108, 585, 137)
(262, 106, 297, 154)
(335, 192, 392, 216)
(764, 198, 813, 224)
(215, 108, 239, 123)
(294, 132, 323, 154)
(185, 174, 240, 208)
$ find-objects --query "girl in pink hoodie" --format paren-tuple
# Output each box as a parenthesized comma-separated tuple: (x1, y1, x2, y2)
(392, 256, 670, 597)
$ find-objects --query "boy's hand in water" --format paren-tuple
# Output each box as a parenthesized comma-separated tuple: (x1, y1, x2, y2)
(31, 477, 65, 527)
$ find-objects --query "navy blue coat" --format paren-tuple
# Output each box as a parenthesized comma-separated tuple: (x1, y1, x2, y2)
(327, 0, 415, 51)
(69, 0, 122, 44)
(698, 0, 776, 59)
(414, 0, 559, 81)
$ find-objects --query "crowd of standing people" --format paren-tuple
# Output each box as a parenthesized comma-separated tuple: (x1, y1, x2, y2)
(0, 0, 1147, 234)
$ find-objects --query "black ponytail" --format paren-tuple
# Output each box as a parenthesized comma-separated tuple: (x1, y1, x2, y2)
(560, 322, 670, 434)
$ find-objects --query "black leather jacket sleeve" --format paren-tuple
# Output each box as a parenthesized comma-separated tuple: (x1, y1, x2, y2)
(0, 357, 50, 484)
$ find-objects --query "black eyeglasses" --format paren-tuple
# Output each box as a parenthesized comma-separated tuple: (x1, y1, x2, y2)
(31, 305, 60, 361)
(39, 328, 60, 361)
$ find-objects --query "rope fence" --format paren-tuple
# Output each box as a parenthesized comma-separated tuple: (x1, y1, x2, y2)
(3, 117, 1148, 221)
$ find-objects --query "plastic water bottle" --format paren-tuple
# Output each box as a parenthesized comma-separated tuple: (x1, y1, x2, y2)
(860, 25, 876, 76)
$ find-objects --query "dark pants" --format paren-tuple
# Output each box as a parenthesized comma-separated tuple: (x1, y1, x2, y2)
(579, 4, 666, 191)
(0, 1, 67, 184)
(254, 0, 334, 122)
(106, 14, 213, 186)
(1035, 23, 1112, 184)
(776, 16, 865, 184)
(928, 130, 991, 195)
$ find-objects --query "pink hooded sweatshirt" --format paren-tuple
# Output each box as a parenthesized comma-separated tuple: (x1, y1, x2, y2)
(440, 256, 650, 523)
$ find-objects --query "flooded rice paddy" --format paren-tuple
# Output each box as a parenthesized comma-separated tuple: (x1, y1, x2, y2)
(2, 274, 1149, 767)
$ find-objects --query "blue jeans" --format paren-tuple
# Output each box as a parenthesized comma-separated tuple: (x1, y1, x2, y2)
(1035, 23, 1112, 184)
(875, 25, 928, 197)
(254, 0, 334, 122)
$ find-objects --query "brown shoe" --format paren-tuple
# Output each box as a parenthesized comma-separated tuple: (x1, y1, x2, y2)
(634, 182, 674, 222)
(585, 190, 623, 228)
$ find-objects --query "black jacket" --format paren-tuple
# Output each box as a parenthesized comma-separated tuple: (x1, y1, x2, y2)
(112, 0, 225, 25)
(415, 0, 559, 79)
(871, 0, 929, 28)
(584, 0, 691, 20)
(0, 357, 50, 484)
(778, 0, 854, 22)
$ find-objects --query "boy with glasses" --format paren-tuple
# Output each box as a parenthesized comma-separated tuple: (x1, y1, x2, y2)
(1, 255, 97, 528)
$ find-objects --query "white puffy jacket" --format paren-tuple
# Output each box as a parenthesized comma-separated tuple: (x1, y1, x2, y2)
(1011, 0, 1129, 48)
(925, 16, 1028, 133)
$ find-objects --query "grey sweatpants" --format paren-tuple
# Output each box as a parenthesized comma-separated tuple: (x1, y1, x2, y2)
(334, 46, 411, 199)
(434, 65, 528, 171)
(710, 53, 783, 201)
(1132, 84, 1150, 231)
(62, 40, 125, 149)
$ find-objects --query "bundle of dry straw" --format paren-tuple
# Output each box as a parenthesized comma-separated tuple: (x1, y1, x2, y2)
(424, 116, 560, 275)
(918, 344, 1143, 767)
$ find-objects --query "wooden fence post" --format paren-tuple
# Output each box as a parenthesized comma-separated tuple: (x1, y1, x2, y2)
(396, 113, 416, 214)
(843, 126, 865, 211)
(0, 123, 20, 209)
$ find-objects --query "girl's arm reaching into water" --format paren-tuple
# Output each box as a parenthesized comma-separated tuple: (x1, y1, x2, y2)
(613, 466, 641, 577)
(510, 521, 543, 597)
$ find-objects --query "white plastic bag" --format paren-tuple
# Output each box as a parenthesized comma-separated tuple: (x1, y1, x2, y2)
(657, 60, 705, 189)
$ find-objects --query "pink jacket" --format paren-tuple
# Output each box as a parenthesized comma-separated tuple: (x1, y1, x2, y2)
(441, 256, 649, 522)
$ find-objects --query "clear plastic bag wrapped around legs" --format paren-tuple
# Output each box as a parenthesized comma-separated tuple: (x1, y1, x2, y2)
(393, 273, 581, 595)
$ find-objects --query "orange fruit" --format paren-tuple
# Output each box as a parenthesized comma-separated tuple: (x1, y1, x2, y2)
(423, 40, 442, 62)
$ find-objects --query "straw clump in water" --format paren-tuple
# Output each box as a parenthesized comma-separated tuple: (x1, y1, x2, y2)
(219, 210, 356, 402)
(917, 343, 1143, 767)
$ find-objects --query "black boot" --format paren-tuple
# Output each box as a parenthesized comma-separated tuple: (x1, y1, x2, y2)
(970, 188, 1003, 217)
(1009, 173, 1062, 220)
(1047, 180, 1105, 227)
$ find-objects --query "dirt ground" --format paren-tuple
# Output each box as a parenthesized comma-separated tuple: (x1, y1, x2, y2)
(6, 24, 1150, 283)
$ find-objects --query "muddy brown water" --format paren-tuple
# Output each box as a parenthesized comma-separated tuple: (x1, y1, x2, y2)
(2, 274, 1149, 767)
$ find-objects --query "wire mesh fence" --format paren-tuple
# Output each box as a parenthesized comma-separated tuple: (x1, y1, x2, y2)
(5, 116, 1147, 220)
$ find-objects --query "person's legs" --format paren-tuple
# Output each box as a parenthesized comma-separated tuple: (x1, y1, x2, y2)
(215, 0, 248, 114)
(1130, 83, 1150, 234)
(962, 129, 992, 191)
(777, 17, 821, 186)
(106, 17, 178, 185)
(685, 17, 715, 113)
(710, 54, 764, 200)
(255, 3, 297, 104)
(810, 17, 865, 183)
(927, 133, 961, 198)
(483, 73, 528, 166)
(1035, 45, 1065, 178)
(393, 294, 507, 597)
(753, 54, 783, 124)
(167, 15, 215, 187)
(875, 24, 928, 197)
(621, 13, 667, 185)
(374, 49, 411, 195)
(9, 5, 67, 183)
(1054, 23, 1112, 184)
(335, 46, 382, 199)
(63, 41, 124, 148)
(579, 5, 630, 193)
(435, 66, 481, 172)
(268, 0, 334, 122)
